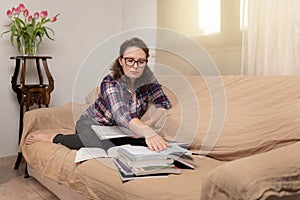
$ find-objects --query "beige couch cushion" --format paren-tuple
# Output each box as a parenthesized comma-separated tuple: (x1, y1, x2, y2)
(22, 140, 224, 199)
(159, 75, 300, 161)
(200, 141, 300, 200)
(85, 86, 100, 105)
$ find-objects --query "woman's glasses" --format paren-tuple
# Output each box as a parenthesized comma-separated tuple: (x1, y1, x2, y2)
(123, 57, 148, 68)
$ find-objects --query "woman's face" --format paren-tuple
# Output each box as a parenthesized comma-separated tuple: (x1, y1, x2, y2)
(118, 46, 147, 81)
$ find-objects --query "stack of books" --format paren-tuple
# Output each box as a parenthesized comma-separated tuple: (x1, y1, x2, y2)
(112, 144, 194, 182)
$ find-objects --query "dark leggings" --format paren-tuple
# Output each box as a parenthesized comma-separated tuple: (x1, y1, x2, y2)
(53, 134, 84, 150)
(53, 134, 147, 150)
(53, 117, 146, 150)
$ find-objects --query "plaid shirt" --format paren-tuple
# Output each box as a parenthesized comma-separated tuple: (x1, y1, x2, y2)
(82, 74, 171, 128)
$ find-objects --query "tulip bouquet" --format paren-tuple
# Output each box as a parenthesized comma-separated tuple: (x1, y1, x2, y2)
(1, 3, 59, 55)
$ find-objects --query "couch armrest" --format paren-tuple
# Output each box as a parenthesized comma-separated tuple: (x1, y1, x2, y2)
(20, 102, 88, 151)
(200, 141, 300, 200)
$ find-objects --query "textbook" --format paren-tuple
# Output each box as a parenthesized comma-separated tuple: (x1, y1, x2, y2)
(131, 164, 181, 176)
(74, 146, 119, 163)
(91, 125, 135, 140)
(118, 155, 174, 168)
(111, 143, 194, 182)
(117, 143, 192, 161)
(169, 154, 195, 170)
(112, 157, 169, 182)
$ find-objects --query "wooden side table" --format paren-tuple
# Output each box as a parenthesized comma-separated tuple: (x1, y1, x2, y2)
(10, 55, 54, 177)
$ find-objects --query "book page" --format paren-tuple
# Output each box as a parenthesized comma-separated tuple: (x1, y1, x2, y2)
(107, 146, 121, 157)
(119, 145, 159, 155)
(75, 148, 108, 163)
(119, 143, 191, 156)
(91, 125, 135, 140)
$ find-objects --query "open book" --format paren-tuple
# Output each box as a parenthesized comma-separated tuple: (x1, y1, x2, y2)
(75, 143, 192, 163)
(91, 124, 164, 140)
(74, 146, 119, 163)
(91, 125, 135, 140)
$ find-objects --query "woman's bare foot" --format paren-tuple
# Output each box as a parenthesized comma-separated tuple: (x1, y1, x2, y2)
(25, 132, 58, 145)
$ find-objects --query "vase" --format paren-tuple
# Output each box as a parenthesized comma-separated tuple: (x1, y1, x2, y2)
(21, 38, 37, 56)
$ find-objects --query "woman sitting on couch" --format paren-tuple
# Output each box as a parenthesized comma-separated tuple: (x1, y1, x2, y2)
(26, 37, 172, 152)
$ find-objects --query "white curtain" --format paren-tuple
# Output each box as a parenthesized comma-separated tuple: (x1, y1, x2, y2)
(241, 0, 300, 75)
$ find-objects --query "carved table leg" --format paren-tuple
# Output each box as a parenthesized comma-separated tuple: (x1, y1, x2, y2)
(14, 96, 24, 170)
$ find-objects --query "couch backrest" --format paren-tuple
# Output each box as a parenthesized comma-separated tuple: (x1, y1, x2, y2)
(159, 75, 300, 161)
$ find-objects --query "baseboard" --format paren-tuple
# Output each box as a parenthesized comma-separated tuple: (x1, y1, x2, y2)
(0, 155, 17, 168)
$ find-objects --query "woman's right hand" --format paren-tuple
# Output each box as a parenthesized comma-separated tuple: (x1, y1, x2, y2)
(128, 118, 169, 151)
(145, 133, 169, 152)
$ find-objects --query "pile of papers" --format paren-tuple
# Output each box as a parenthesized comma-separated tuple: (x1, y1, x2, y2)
(74, 142, 195, 182)
(112, 144, 194, 182)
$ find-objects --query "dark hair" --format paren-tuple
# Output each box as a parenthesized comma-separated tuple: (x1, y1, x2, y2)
(110, 37, 154, 89)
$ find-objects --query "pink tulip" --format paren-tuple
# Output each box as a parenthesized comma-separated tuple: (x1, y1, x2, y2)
(34, 12, 39, 19)
(15, 7, 21, 14)
(12, 7, 17, 15)
(50, 16, 57, 22)
(6, 10, 12, 18)
(28, 15, 33, 22)
(40, 10, 48, 19)
(18, 4, 25, 12)
(23, 9, 29, 17)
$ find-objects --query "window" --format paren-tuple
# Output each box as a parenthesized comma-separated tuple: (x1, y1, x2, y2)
(198, 0, 221, 35)
(157, 0, 242, 48)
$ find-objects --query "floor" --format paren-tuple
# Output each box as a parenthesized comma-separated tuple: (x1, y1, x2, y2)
(0, 155, 59, 200)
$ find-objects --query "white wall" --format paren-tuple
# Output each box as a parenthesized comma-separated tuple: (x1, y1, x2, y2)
(0, 0, 124, 157)
(121, 0, 157, 66)
(121, 0, 157, 31)
(0, 0, 157, 157)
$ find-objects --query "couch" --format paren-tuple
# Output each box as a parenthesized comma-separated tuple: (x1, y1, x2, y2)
(19, 75, 300, 200)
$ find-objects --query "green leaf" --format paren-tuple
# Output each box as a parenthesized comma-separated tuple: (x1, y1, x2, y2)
(26, 25, 34, 37)
(16, 36, 21, 53)
(37, 35, 43, 49)
(0, 30, 10, 38)
(15, 18, 24, 30)
(43, 27, 55, 40)
(10, 33, 15, 46)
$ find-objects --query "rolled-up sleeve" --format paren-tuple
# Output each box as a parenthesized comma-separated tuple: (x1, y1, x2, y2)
(149, 79, 172, 110)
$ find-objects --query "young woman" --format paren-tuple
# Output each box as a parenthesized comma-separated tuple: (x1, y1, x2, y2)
(26, 37, 172, 152)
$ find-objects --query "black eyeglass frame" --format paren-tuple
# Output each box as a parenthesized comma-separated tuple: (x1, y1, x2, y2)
(122, 57, 148, 68)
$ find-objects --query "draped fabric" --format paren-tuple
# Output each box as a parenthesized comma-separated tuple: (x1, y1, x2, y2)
(241, 0, 300, 75)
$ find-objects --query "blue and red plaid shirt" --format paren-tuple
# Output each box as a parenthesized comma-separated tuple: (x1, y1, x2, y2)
(82, 74, 172, 128)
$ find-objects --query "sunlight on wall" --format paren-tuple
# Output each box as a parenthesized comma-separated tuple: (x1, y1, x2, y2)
(198, 0, 220, 35)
